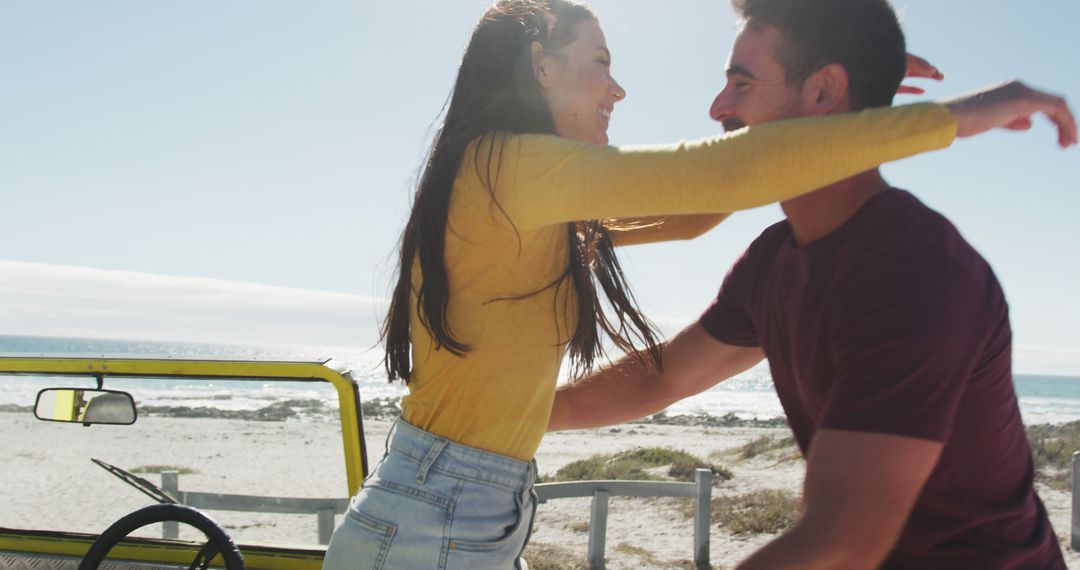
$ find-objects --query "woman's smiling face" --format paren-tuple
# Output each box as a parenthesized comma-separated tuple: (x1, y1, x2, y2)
(536, 18, 626, 145)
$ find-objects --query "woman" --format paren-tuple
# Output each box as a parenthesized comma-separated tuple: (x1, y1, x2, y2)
(324, 1, 1066, 568)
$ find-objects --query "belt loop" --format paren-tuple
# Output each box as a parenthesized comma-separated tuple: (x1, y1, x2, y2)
(416, 438, 448, 485)
(383, 419, 399, 458)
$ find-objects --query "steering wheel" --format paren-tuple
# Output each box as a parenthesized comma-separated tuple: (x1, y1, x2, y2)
(78, 504, 245, 570)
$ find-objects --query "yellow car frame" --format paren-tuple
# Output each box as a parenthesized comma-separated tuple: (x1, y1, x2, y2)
(0, 355, 371, 570)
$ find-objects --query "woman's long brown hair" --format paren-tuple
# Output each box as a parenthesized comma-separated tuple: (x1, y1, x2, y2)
(382, 0, 662, 383)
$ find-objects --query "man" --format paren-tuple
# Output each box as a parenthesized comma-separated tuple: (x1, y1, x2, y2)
(548, 0, 1074, 567)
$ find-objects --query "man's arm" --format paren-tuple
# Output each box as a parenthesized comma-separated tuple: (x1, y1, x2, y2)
(736, 429, 943, 570)
(547, 323, 763, 431)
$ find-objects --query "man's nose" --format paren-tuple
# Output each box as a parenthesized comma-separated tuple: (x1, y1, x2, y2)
(710, 90, 731, 122)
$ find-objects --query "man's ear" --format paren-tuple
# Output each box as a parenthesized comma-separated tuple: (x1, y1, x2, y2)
(801, 63, 850, 115)
(531, 41, 555, 89)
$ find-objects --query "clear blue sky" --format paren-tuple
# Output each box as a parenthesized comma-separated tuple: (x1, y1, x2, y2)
(1, 1, 1077, 373)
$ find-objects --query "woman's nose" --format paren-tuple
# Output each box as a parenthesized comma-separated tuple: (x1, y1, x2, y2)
(611, 77, 626, 101)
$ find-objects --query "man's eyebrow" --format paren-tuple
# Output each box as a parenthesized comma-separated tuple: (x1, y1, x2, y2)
(726, 64, 756, 79)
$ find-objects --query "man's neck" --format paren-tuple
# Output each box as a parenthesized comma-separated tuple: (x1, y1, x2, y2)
(781, 169, 890, 247)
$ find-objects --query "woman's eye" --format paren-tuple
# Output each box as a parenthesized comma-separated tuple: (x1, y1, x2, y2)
(597, 59, 611, 67)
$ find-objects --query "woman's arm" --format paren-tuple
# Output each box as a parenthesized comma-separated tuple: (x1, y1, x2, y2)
(495, 102, 956, 230)
(604, 214, 729, 247)
(556, 50, 944, 248)
(487, 81, 1072, 231)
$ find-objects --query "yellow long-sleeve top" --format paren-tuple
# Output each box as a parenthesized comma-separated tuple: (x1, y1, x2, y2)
(401, 102, 957, 461)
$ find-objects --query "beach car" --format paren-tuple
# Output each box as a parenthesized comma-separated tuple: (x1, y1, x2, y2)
(0, 355, 371, 570)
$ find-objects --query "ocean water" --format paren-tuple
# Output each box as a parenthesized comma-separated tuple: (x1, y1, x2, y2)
(2, 334, 1079, 425)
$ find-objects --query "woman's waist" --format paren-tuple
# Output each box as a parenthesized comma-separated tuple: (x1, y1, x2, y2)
(385, 417, 539, 491)
(401, 383, 555, 461)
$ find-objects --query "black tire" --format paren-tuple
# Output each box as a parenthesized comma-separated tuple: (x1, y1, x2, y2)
(78, 504, 245, 570)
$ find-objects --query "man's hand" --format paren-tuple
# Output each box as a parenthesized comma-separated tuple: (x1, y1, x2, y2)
(898, 53, 944, 95)
(942, 80, 1077, 147)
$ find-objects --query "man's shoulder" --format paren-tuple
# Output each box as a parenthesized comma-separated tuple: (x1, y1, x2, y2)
(839, 190, 1002, 300)
(859, 190, 956, 241)
(849, 190, 985, 268)
(743, 218, 794, 258)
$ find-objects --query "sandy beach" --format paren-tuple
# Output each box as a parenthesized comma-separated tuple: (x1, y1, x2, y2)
(3, 406, 1078, 569)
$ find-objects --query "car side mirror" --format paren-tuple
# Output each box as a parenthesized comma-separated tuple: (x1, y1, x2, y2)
(35, 388, 137, 426)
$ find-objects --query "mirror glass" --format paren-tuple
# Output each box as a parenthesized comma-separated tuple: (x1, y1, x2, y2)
(35, 389, 136, 425)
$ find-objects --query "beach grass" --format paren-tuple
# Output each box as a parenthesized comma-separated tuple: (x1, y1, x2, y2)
(723, 435, 800, 462)
(521, 542, 589, 569)
(686, 489, 800, 535)
(614, 543, 663, 565)
(522, 540, 725, 569)
(1027, 420, 1080, 491)
(568, 520, 590, 534)
(612, 544, 730, 569)
(545, 447, 733, 483)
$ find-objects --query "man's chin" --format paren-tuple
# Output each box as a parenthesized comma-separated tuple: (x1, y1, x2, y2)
(722, 119, 747, 132)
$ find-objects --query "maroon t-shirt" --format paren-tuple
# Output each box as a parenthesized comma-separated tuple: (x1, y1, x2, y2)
(700, 190, 1064, 569)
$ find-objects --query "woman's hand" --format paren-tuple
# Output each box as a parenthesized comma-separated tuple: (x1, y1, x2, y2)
(898, 53, 944, 95)
(942, 80, 1076, 147)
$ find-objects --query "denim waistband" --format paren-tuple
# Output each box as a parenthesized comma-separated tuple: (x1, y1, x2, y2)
(387, 418, 537, 493)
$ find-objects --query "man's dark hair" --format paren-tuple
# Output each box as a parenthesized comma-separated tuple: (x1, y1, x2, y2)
(731, 0, 906, 110)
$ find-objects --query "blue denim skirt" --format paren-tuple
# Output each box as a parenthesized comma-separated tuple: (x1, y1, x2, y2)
(323, 418, 538, 570)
